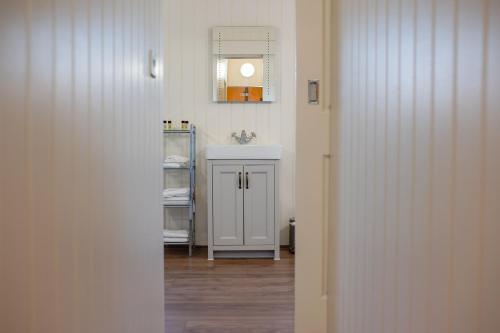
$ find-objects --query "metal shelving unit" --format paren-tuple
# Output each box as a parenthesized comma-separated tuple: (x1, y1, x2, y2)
(163, 124, 196, 256)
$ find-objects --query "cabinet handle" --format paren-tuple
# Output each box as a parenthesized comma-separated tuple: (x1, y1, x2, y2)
(245, 172, 249, 189)
(238, 172, 242, 189)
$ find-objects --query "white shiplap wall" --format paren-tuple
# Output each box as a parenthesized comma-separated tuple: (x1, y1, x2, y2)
(330, 0, 500, 332)
(165, 0, 296, 245)
(0, 1, 165, 332)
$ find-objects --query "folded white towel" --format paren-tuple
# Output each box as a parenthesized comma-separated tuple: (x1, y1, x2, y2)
(164, 155, 189, 163)
(163, 229, 189, 238)
(163, 162, 187, 168)
(164, 196, 189, 201)
(164, 237, 189, 243)
(163, 188, 190, 198)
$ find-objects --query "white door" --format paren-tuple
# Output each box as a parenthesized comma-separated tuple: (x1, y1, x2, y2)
(212, 165, 244, 245)
(243, 165, 275, 245)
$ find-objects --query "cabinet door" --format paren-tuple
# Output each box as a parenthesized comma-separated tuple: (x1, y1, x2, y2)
(243, 165, 275, 245)
(212, 165, 244, 245)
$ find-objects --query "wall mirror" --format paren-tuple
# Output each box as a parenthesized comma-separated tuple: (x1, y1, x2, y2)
(212, 26, 278, 103)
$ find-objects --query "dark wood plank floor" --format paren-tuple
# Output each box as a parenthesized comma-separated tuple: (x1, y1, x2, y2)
(164, 247, 294, 333)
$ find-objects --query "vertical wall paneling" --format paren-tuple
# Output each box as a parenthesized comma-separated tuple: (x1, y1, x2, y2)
(164, 0, 296, 245)
(483, 2, 500, 332)
(330, 0, 500, 332)
(0, 1, 165, 332)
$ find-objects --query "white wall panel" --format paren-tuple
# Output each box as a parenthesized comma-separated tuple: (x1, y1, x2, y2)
(0, 1, 165, 332)
(164, 0, 296, 245)
(330, 0, 500, 332)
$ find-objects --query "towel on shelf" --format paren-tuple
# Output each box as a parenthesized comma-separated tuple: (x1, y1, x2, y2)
(163, 229, 189, 238)
(164, 200, 189, 207)
(165, 155, 189, 163)
(163, 187, 190, 198)
(163, 237, 189, 243)
(163, 185, 190, 206)
(165, 196, 189, 201)
(163, 162, 187, 168)
(163, 155, 189, 168)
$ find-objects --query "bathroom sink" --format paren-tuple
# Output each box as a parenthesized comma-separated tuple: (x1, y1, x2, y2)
(206, 144, 282, 160)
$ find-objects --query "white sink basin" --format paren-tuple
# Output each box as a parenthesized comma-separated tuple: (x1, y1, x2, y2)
(206, 144, 282, 160)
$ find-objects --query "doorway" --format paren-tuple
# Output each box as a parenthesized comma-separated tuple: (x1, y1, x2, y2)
(162, 0, 297, 332)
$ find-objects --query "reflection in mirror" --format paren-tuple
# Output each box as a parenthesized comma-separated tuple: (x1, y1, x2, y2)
(212, 26, 278, 103)
(216, 57, 264, 102)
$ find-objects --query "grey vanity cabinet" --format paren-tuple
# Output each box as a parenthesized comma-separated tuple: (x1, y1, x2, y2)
(208, 160, 280, 260)
(212, 165, 244, 246)
(243, 165, 275, 245)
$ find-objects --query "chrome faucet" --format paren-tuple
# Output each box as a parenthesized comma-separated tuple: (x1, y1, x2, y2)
(231, 130, 256, 144)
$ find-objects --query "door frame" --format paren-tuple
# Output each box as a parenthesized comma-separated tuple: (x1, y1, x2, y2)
(295, 0, 336, 332)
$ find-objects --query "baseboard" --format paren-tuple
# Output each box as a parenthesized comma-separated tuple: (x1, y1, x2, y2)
(192, 245, 290, 248)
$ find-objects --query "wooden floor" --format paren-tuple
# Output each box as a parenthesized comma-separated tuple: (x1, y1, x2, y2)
(164, 247, 294, 333)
